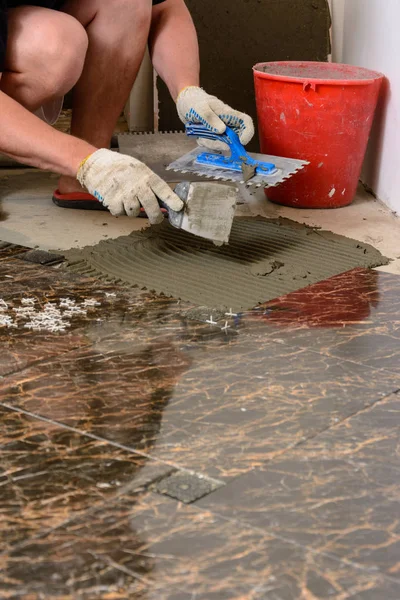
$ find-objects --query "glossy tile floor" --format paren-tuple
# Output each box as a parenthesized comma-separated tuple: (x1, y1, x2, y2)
(1, 242, 400, 599)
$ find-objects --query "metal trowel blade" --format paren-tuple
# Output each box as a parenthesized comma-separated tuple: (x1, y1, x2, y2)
(167, 148, 309, 188)
(168, 181, 237, 246)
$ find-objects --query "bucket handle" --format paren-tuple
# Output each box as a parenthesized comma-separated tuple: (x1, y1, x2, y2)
(303, 81, 317, 92)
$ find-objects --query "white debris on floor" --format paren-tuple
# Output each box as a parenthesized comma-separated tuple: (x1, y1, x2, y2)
(0, 299, 17, 329)
(82, 299, 101, 308)
(0, 296, 104, 333)
(0, 305, 17, 328)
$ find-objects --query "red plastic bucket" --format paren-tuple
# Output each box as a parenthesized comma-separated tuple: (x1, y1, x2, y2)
(253, 62, 384, 208)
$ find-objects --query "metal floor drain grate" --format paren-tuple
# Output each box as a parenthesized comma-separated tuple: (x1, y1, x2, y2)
(153, 471, 224, 504)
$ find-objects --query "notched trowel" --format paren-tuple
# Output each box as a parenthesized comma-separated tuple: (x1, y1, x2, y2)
(161, 181, 237, 246)
(167, 124, 309, 188)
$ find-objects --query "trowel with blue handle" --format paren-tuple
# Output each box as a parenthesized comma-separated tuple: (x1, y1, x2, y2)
(166, 124, 309, 187)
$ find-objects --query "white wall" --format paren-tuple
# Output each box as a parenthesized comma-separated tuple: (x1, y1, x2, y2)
(331, 0, 400, 213)
(328, 0, 345, 63)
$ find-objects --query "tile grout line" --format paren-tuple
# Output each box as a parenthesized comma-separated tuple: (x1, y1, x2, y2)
(306, 346, 400, 378)
(2, 380, 399, 494)
(0, 470, 172, 562)
(0, 340, 93, 381)
(2, 328, 399, 384)
(266, 334, 400, 379)
(2, 391, 400, 583)
(188, 499, 400, 588)
(191, 389, 400, 535)
(278, 387, 400, 457)
(0, 410, 176, 561)
(2, 325, 398, 481)
(2, 437, 398, 592)
(0, 402, 223, 484)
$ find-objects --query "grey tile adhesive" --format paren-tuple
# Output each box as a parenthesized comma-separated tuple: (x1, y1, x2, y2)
(60, 218, 389, 312)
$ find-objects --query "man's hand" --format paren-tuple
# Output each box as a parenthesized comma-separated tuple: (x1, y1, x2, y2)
(176, 86, 254, 151)
(77, 149, 184, 223)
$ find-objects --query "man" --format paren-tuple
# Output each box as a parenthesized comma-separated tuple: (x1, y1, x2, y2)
(0, 0, 254, 223)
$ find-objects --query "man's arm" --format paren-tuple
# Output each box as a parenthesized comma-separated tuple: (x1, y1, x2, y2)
(0, 86, 96, 175)
(148, 0, 254, 149)
(149, 0, 199, 101)
(0, 84, 183, 222)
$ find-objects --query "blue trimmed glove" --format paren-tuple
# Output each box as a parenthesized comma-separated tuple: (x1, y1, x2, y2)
(176, 86, 254, 151)
(77, 149, 183, 223)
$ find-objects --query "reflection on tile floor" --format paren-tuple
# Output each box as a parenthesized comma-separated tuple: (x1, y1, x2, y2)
(198, 397, 400, 579)
(1, 242, 400, 598)
(0, 252, 192, 377)
(2, 491, 400, 600)
(0, 405, 172, 550)
(2, 319, 400, 480)
(301, 391, 400, 468)
(251, 268, 400, 374)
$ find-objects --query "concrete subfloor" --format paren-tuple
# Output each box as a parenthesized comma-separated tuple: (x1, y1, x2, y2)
(0, 167, 399, 274)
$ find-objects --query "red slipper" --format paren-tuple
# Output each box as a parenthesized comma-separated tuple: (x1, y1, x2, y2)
(52, 189, 108, 211)
(52, 190, 168, 218)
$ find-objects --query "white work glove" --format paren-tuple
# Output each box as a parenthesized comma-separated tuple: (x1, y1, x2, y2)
(77, 149, 183, 224)
(176, 86, 255, 151)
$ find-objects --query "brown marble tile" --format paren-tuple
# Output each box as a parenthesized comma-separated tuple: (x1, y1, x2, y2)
(1, 247, 400, 597)
(1, 490, 399, 600)
(1, 334, 399, 481)
(300, 391, 400, 468)
(0, 253, 193, 376)
(198, 397, 400, 579)
(0, 257, 63, 296)
(0, 327, 91, 378)
(2, 258, 400, 483)
(0, 256, 112, 302)
(0, 243, 29, 262)
(0, 338, 191, 454)
(247, 269, 400, 374)
(0, 266, 99, 376)
(0, 406, 172, 550)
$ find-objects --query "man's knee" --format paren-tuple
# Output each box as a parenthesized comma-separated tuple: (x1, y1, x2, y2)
(39, 14, 89, 97)
(5, 7, 89, 101)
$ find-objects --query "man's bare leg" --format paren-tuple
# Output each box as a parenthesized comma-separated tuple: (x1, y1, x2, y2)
(0, 6, 95, 175)
(58, 0, 153, 194)
(0, 6, 88, 111)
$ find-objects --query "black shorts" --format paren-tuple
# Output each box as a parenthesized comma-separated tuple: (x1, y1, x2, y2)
(7, 0, 165, 9)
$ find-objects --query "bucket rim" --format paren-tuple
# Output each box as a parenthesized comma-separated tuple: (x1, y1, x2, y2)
(253, 61, 385, 86)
